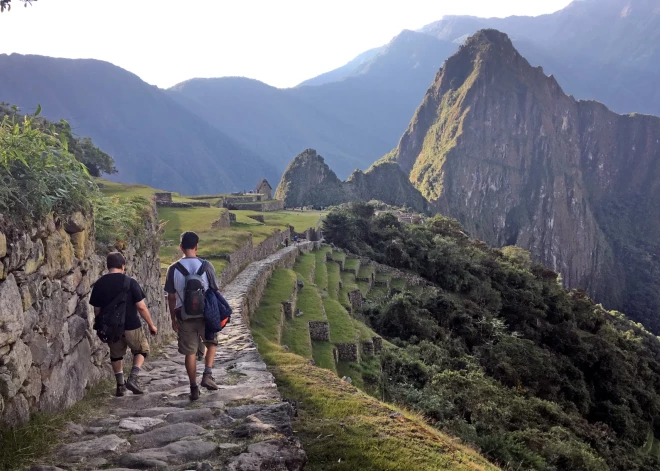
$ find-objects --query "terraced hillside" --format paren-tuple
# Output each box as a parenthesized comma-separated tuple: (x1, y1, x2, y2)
(253, 245, 436, 392)
(251, 246, 497, 470)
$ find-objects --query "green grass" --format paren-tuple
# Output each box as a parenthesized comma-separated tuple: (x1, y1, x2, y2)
(98, 179, 197, 202)
(358, 265, 375, 279)
(293, 253, 316, 284)
(251, 335, 498, 471)
(358, 280, 372, 297)
(375, 272, 391, 283)
(281, 285, 326, 359)
(327, 262, 340, 300)
(312, 341, 338, 374)
(344, 257, 360, 271)
(250, 269, 297, 344)
(331, 251, 346, 263)
(367, 285, 389, 302)
(0, 379, 113, 471)
(323, 299, 358, 344)
(391, 278, 407, 291)
(339, 271, 360, 308)
(314, 250, 329, 292)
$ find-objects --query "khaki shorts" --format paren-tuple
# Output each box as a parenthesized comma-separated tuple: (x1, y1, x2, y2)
(109, 327, 150, 361)
(177, 315, 218, 356)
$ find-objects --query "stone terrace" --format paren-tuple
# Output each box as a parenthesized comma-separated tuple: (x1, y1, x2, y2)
(28, 244, 317, 471)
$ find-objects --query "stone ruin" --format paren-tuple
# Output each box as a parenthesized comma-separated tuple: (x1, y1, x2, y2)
(362, 340, 374, 356)
(281, 300, 294, 320)
(154, 192, 172, 204)
(248, 215, 265, 223)
(372, 337, 383, 353)
(348, 289, 363, 310)
(308, 321, 330, 341)
(211, 210, 233, 229)
(154, 192, 210, 208)
(336, 343, 359, 362)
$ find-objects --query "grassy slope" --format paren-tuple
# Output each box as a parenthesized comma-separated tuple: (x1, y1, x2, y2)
(253, 272, 498, 471)
(327, 262, 340, 300)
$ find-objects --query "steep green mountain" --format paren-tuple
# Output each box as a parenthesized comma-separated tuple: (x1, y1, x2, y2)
(274, 149, 427, 211)
(388, 29, 660, 334)
(324, 204, 660, 471)
(167, 30, 456, 178)
(0, 54, 278, 195)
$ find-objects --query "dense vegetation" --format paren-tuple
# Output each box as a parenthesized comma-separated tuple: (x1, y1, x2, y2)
(0, 105, 149, 245)
(0, 106, 96, 221)
(324, 203, 660, 471)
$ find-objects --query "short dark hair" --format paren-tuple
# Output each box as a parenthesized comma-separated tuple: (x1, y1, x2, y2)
(180, 231, 199, 250)
(107, 252, 126, 270)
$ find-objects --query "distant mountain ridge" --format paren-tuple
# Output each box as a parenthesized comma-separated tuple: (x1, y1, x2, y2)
(0, 54, 278, 195)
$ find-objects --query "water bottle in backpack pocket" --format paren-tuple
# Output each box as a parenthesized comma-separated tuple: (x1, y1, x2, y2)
(174, 261, 208, 320)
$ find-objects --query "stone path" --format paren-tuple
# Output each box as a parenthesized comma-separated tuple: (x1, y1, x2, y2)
(29, 243, 316, 471)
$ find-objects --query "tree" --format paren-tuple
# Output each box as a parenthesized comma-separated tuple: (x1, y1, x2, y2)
(0, 0, 36, 12)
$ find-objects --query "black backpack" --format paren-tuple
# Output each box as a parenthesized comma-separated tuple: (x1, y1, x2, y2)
(94, 275, 130, 343)
(174, 260, 208, 320)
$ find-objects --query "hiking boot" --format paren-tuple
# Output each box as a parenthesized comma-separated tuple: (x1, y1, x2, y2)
(125, 375, 144, 395)
(190, 385, 200, 401)
(201, 373, 219, 390)
(116, 384, 127, 397)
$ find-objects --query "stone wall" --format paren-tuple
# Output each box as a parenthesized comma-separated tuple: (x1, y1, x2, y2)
(336, 343, 359, 362)
(308, 321, 330, 341)
(221, 241, 319, 326)
(0, 206, 167, 429)
(348, 290, 363, 310)
(248, 215, 265, 224)
(217, 228, 293, 289)
(211, 209, 232, 229)
(224, 200, 284, 212)
(372, 337, 383, 353)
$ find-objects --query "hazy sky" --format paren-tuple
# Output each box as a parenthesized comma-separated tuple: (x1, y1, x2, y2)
(0, 0, 572, 89)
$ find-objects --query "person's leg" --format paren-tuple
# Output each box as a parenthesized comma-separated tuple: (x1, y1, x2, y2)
(178, 319, 201, 399)
(125, 328, 149, 394)
(200, 334, 219, 390)
(196, 337, 205, 362)
(109, 339, 127, 397)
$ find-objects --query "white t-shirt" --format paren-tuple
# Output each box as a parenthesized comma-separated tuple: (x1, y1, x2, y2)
(164, 258, 219, 309)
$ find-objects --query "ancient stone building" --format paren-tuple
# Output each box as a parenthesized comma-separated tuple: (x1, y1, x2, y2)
(256, 179, 273, 200)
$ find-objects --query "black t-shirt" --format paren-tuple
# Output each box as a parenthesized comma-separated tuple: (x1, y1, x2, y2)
(89, 274, 146, 330)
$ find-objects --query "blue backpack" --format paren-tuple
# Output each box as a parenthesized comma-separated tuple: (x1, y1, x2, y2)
(203, 289, 232, 340)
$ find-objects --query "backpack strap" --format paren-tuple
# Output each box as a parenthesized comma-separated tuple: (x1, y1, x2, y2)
(196, 260, 208, 276)
(173, 262, 190, 277)
(122, 274, 131, 292)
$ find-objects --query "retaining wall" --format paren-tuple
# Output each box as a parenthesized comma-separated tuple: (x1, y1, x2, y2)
(0, 206, 168, 429)
(221, 241, 319, 326)
(217, 228, 293, 289)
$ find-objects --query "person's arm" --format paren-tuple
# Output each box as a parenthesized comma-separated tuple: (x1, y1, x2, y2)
(136, 300, 158, 335)
(130, 279, 157, 335)
(167, 293, 178, 332)
(205, 262, 220, 292)
(164, 266, 179, 332)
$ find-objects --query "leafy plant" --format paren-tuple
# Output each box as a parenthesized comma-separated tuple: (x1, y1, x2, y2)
(0, 105, 97, 222)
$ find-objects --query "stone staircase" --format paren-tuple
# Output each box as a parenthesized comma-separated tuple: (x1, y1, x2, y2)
(28, 243, 317, 471)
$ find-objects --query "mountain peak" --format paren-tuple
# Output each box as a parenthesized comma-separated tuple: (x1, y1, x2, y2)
(466, 28, 515, 48)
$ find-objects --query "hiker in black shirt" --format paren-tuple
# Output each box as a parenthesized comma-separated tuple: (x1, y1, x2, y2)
(90, 252, 158, 397)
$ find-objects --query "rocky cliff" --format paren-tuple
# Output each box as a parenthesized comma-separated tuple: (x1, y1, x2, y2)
(0, 206, 168, 428)
(275, 149, 427, 212)
(390, 29, 660, 332)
